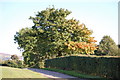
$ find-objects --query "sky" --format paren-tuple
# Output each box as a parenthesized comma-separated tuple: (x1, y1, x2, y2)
(0, 0, 119, 56)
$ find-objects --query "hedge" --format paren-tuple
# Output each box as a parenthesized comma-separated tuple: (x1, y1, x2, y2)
(45, 56, 120, 79)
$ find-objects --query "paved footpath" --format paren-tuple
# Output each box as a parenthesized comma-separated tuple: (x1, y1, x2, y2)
(26, 68, 88, 80)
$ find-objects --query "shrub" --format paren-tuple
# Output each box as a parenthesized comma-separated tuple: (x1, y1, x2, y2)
(4, 60, 18, 68)
(16, 60, 24, 68)
(4, 60, 23, 68)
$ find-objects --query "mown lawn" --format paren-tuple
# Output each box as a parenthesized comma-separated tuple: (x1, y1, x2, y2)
(0, 66, 51, 79)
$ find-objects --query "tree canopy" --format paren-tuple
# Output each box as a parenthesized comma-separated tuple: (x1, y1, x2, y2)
(96, 35, 119, 56)
(14, 7, 97, 68)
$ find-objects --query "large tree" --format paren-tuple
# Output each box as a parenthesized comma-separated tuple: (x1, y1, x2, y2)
(14, 7, 97, 68)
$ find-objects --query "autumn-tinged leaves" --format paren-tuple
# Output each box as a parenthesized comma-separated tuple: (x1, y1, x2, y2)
(62, 19, 97, 54)
(65, 37, 97, 54)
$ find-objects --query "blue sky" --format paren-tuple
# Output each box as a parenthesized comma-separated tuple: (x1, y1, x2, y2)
(0, 0, 118, 56)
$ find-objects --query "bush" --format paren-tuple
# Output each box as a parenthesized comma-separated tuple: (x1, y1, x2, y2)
(45, 56, 120, 79)
(4, 60, 18, 68)
(16, 60, 24, 68)
(4, 60, 23, 68)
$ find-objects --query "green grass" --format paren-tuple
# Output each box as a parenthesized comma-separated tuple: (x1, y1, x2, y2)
(42, 68, 110, 80)
(0, 66, 52, 79)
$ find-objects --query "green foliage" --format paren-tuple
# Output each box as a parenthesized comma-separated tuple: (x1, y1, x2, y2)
(96, 35, 119, 56)
(4, 60, 17, 68)
(45, 56, 120, 79)
(4, 60, 23, 68)
(14, 7, 97, 67)
(11, 54, 19, 60)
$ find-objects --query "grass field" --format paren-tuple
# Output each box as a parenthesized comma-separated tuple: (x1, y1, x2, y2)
(0, 66, 50, 79)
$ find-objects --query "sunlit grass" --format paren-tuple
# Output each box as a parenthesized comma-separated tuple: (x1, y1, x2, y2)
(0, 66, 48, 78)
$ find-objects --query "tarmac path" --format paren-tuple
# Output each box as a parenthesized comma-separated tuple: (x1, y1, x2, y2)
(26, 68, 88, 80)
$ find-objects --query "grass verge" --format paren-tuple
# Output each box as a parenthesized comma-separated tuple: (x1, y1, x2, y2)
(42, 68, 110, 80)
(0, 66, 52, 79)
